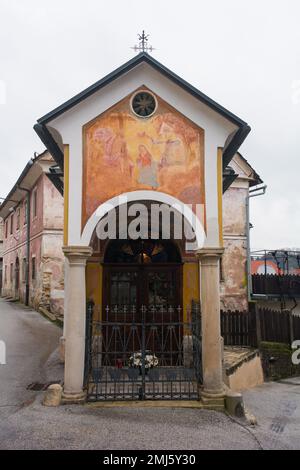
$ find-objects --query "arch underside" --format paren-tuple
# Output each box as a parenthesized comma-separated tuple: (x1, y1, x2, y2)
(82, 190, 205, 252)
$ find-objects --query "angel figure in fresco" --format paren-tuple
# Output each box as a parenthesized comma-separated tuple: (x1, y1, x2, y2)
(158, 139, 183, 169)
(93, 127, 134, 177)
(137, 144, 158, 188)
(154, 113, 199, 169)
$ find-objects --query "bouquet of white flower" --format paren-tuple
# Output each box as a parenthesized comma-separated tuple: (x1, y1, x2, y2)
(129, 350, 159, 370)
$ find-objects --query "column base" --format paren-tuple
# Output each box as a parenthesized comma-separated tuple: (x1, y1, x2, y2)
(202, 388, 225, 399)
(61, 390, 86, 405)
(201, 395, 225, 410)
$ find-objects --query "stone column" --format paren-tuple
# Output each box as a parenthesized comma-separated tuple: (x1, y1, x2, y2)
(59, 259, 69, 363)
(197, 248, 225, 402)
(61, 246, 93, 403)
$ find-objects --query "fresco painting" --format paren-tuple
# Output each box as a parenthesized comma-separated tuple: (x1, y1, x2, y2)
(82, 92, 205, 229)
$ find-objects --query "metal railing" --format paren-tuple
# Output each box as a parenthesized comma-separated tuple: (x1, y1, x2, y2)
(251, 250, 300, 297)
(84, 303, 202, 402)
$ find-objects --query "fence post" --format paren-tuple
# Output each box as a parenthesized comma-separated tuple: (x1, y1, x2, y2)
(255, 304, 262, 347)
(289, 311, 294, 345)
(84, 300, 94, 386)
(249, 302, 261, 347)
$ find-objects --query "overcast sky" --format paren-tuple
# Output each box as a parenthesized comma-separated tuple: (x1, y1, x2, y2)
(0, 0, 299, 250)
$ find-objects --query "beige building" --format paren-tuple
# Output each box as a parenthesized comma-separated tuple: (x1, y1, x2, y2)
(221, 152, 262, 311)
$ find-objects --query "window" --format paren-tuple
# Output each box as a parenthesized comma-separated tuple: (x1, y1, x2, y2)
(31, 257, 36, 280)
(32, 189, 37, 218)
(10, 263, 13, 284)
(10, 214, 13, 235)
(4, 266, 7, 284)
(131, 91, 157, 118)
(16, 208, 20, 231)
(5, 221, 8, 238)
(22, 258, 27, 282)
(24, 200, 27, 225)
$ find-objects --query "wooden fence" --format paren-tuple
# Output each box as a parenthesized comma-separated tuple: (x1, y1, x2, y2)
(221, 310, 257, 347)
(292, 314, 300, 341)
(252, 274, 300, 296)
(221, 307, 300, 347)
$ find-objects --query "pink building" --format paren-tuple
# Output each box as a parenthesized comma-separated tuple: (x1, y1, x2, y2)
(0, 151, 64, 318)
(0, 219, 3, 293)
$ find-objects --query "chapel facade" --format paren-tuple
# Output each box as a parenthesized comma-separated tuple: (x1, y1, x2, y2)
(34, 52, 262, 405)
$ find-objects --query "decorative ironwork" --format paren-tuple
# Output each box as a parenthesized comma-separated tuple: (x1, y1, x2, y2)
(131, 30, 155, 53)
(251, 249, 300, 276)
(85, 304, 202, 401)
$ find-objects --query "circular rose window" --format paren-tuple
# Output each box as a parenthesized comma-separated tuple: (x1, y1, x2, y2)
(131, 91, 157, 118)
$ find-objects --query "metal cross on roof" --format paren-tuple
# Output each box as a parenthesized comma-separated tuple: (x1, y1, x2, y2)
(132, 30, 155, 53)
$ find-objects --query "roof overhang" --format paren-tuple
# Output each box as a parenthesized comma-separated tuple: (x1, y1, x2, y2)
(223, 151, 263, 193)
(46, 165, 64, 196)
(34, 52, 251, 190)
(223, 166, 239, 192)
(236, 152, 263, 187)
(0, 151, 53, 219)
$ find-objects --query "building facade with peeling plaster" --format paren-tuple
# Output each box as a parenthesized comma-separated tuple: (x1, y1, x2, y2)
(0, 151, 64, 319)
(2, 52, 264, 405)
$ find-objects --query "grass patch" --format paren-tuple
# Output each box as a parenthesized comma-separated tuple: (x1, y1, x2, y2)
(259, 341, 291, 354)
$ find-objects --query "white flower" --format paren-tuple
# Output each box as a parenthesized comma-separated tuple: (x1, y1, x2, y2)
(129, 351, 159, 369)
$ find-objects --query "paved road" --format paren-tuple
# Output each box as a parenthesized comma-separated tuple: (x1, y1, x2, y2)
(243, 377, 300, 450)
(0, 298, 62, 421)
(0, 298, 299, 450)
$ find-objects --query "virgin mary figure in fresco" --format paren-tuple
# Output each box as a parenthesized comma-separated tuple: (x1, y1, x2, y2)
(137, 144, 158, 188)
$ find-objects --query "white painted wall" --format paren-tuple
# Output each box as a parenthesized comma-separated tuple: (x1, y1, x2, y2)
(47, 62, 238, 248)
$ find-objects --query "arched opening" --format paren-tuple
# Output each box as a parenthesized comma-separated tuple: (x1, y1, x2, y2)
(102, 239, 182, 314)
(85, 205, 201, 401)
(104, 239, 181, 264)
(80, 189, 205, 250)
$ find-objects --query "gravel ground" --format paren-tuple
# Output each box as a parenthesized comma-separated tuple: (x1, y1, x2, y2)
(0, 396, 260, 450)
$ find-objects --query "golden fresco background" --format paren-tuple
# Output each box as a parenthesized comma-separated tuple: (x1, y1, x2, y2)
(82, 90, 205, 229)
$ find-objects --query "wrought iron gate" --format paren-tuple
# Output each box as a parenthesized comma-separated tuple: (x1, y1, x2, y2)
(85, 302, 202, 401)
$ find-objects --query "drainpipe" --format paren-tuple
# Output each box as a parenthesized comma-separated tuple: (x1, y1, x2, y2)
(17, 186, 31, 306)
(246, 184, 267, 302)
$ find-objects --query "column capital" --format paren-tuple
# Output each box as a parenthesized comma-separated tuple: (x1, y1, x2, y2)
(62, 245, 93, 264)
(196, 247, 224, 261)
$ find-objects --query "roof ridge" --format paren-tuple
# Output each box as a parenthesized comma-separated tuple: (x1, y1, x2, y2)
(36, 52, 248, 128)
